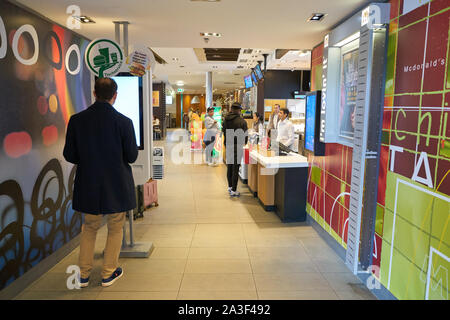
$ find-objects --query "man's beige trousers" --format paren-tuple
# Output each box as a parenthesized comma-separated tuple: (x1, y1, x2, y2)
(78, 212, 125, 279)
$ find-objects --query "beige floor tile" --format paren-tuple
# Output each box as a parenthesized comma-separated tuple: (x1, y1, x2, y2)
(321, 272, 365, 292)
(250, 258, 318, 274)
(180, 274, 256, 291)
(177, 291, 258, 300)
(27, 272, 103, 292)
(149, 247, 190, 259)
(185, 259, 252, 274)
(311, 257, 350, 273)
(14, 290, 100, 300)
(336, 288, 377, 300)
(96, 291, 178, 300)
(138, 224, 196, 238)
(239, 212, 281, 223)
(194, 215, 241, 224)
(247, 246, 309, 261)
(245, 235, 303, 248)
(101, 274, 183, 292)
(253, 273, 332, 291)
(191, 236, 246, 248)
(258, 290, 339, 300)
(188, 247, 249, 260)
(146, 237, 193, 248)
(121, 259, 187, 274)
(194, 224, 244, 237)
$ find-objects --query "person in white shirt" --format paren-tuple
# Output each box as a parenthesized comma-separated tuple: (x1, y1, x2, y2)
(153, 116, 160, 127)
(276, 108, 295, 149)
(204, 107, 219, 166)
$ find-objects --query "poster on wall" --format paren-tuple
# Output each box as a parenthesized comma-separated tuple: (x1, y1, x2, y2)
(153, 91, 160, 107)
(0, 1, 91, 290)
(339, 49, 358, 139)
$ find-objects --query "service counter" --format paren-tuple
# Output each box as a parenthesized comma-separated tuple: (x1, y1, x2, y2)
(249, 149, 309, 222)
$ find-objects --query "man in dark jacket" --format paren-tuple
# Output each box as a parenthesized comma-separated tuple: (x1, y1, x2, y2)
(63, 77, 138, 288)
(222, 102, 248, 197)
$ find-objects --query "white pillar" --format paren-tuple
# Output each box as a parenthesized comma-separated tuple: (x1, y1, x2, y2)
(206, 71, 213, 109)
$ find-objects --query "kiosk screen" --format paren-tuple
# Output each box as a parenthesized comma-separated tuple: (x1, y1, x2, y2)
(111, 74, 144, 149)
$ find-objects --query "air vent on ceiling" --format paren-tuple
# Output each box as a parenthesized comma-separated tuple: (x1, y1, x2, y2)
(204, 48, 240, 61)
(243, 49, 253, 54)
(224, 82, 236, 85)
(237, 66, 244, 69)
(239, 59, 248, 63)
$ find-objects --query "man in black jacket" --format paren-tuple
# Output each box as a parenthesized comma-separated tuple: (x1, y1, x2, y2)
(222, 102, 248, 197)
(63, 77, 138, 287)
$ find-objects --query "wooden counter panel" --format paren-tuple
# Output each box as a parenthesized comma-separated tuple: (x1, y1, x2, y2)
(257, 163, 275, 207)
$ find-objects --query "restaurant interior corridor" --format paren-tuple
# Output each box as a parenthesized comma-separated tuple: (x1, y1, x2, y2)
(13, 130, 375, 300)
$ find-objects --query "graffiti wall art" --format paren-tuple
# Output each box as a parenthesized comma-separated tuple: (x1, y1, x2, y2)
(0, 1, 91, 290)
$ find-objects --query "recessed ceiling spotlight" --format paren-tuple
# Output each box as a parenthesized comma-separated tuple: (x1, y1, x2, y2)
(172, 57, 179, 62)
(75, 16, 95, 23)
(180, 65, 185, 68)
(200, 32, 222, 37)
(307, 13, 326, 22)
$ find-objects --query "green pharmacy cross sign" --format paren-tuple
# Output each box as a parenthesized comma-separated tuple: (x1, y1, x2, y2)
(85, 39, 124, 78)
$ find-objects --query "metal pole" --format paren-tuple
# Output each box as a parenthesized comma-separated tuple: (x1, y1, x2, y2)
(123, 22, 129, 56)
(114, 22, 120, 45)
(206, 71, 213, 109)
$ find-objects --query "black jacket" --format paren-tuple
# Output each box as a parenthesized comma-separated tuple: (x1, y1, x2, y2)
(63, 101, 138, 215)
(222, 113, 248, 154)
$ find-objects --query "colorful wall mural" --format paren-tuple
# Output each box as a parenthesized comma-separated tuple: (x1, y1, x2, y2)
(0, 1, 91, 291)
(307, 0, 449, 300)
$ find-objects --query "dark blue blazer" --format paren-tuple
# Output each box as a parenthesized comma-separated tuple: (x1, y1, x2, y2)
(63, 101, 138, 215)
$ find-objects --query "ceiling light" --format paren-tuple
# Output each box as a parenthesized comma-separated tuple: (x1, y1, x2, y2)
(179, 65, 185, 68)
(200, 32, 221, 37)
(307, 13, 326, 22)
(75, 16, 95, 23)
(172, 57, 179, 62)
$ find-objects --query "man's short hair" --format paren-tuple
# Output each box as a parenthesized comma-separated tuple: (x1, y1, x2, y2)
(274, 104, 280, 109)
(207, 107, 214, 112)
(95, 78, 118, 101)
(280, 108, 289, 116)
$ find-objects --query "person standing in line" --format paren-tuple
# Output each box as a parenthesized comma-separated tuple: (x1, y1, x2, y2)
(63, 78, 138, 288)
(276, 108, 295, 149)
(252, 112, 265, 134)
(183, 113, 189, 130)
(267, 103, 280, 138)
(222, 102, 248, 197)
(204, 107, 219, 166)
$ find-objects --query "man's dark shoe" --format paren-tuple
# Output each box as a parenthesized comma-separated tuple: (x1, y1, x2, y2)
(101, 267, 123, 287)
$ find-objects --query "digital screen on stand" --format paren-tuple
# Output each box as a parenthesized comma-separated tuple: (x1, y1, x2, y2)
(244, 75, 253, 88)
(255, 64, 263, 80)
(251, 72, 258, 85)
(304, 94, 317, 152)
(111, 75, 144, 149)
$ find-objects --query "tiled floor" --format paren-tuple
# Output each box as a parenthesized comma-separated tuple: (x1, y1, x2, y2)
(14, 130, 376, 300)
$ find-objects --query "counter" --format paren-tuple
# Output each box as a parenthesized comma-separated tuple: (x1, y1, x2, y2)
(249, 149, 309, 222)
